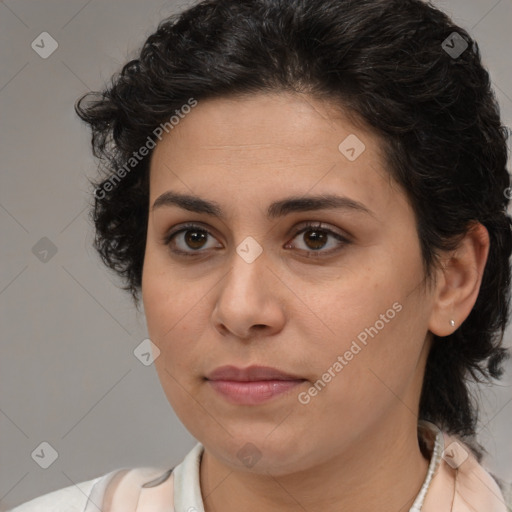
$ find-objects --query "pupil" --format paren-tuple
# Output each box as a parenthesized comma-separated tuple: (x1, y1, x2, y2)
(186, 230, 206, 249)
(305, 229, 326, 250)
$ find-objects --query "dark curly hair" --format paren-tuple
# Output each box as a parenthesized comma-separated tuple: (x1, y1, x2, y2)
(75, 0, 512, 448)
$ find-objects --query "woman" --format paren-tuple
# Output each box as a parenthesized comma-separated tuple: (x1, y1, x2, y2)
(10, 0, 512, 510)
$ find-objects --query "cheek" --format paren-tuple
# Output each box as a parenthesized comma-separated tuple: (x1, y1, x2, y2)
(296, 311, 424, 448)
(142, 244, 195, 338)
(304, 252, 427, 395)
(142, 260, 206, 423)
(143, 276, 199, 359)
(141, 248, 213, 378)
(308, 261, 403, 339)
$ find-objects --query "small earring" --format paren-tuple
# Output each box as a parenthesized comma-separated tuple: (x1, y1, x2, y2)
(449, 319, 455, 327)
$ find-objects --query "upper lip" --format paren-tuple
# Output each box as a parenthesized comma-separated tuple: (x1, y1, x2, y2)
(206, 365, 305, 381)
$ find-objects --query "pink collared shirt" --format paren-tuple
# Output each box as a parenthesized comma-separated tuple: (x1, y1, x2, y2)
(10, 424, 512, 511)
(421, 429, 510, 512)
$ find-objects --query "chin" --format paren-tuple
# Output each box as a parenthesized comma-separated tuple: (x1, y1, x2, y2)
(202, 429, 320, 476)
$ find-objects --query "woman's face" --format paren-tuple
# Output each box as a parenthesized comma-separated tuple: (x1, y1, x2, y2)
(142, 92, 438, 475)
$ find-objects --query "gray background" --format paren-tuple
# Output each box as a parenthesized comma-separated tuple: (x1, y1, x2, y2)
(1, 0, 511, 509)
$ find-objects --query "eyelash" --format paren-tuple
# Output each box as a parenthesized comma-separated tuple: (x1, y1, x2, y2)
(162, 222, 351, 258)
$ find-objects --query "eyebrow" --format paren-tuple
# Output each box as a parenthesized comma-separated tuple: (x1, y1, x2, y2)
(152, 191, 375, 219)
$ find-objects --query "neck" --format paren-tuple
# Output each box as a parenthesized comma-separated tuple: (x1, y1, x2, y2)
(199, 414, 430, 512)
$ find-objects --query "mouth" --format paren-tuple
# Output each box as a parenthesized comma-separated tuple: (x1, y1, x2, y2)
(205, 365, 307, 405)
(206, 364, 306, 381)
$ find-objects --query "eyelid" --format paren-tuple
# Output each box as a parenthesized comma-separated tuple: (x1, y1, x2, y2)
(161, 221, 221, 248)
(291, 221, 351, 241)
(286, 221, 351, 255)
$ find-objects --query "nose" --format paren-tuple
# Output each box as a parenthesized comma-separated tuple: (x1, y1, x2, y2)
(210, 248, 286, 340)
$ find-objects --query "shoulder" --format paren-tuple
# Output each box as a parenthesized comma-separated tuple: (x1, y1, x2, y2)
(8, 475, 102, 512)
(425, 431, 511, 512)
(8, 466, 175, 512)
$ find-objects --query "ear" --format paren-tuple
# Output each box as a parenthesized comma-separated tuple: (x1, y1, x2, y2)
(428, 222, 490, 337)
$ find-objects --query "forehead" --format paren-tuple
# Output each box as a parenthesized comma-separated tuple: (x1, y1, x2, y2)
(148, 92, 404, 217)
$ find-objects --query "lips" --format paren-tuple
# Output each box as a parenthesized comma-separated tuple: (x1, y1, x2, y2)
(205, 365, 307, 405)
(206, 365, 305, 382)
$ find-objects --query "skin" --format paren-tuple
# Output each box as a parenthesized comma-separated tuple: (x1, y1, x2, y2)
(141, 92, 489, 512)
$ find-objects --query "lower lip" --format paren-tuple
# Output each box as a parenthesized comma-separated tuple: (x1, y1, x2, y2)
(207, 379, 306, 404)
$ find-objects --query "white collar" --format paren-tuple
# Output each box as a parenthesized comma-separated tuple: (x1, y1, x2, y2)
(409, 422, 445, 511)
(173, 441, 206, 512)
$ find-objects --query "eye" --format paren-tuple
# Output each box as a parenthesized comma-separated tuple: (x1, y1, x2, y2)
(162, 223, 221, 256)
(162, 221, 350, 258)
(285, 222, 350, 257)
